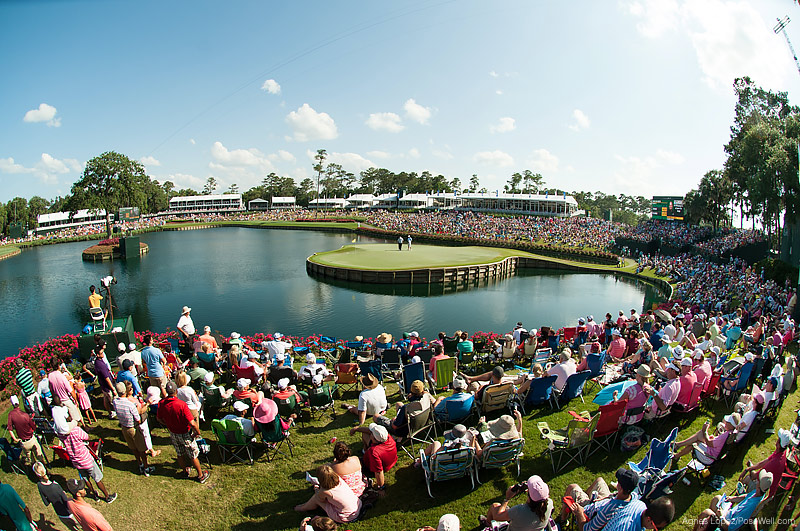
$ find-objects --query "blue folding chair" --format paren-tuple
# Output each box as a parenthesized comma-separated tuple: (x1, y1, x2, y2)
(401, 361, 426, 395)
(555, 370, 592, 408)
(548, 334, 560, 352)
(358, 360, 382, 385)
(585, 352, 606, 392)
(720, 361, 753, 407)
(521, 375, 558, 413)
(629, 427, 679, 474)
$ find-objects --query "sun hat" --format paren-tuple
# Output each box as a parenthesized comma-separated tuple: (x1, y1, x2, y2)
(693, 349, 705, 360)
(277, 378, 289, 390)
(182, 306, 191, 314)
(759, 470, 774, 492)
(305, 353, 316, 364)
(237, 378, 251, 389)
(778, 428, 797, 448)
(612, 329, 621, 336)
(410, 380, 425, 395)
(253, 399, 278, 424)
(437, 514, 460, 531)
(444, 424, 468, 441)
(369, 423, 389, 443)
(354, 335, 364, 342)
(680, 358, 693, 367)
(66, 478, 86, 496)
(636, 365, 651, 379)
(488, 414, 520, 440)
(666, 362, 680, 373)
(117, 342, 126, 352)
(361, 373, 379, 390)
(275, 352, 285, 362)
(9, 395, 19, 406)
(377, 332, 392, 343)
(711, 346, 721, 356)
(230, 332, 240, 339)
(452, 376, 467, 390)
(312, 374, 323, 386)
(233, 401, 248, 412)
(526, 475, 549, 501)
(146, 386, 162, 403)
(115, 382, 126, 395)
(204, 372, 214, 384)
(616, 468, 639, 493)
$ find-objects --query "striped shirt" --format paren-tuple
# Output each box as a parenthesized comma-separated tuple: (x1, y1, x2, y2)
(601, 499, 647, 531)
(15, 367, 35, 397)
(584, 496, 637, 531)
(62, 427, 95, 470)
(113, 397, 141, 428)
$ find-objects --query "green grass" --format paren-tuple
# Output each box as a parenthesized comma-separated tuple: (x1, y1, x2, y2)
(309, 243, 530, 270)
(0, 245, 20, 257)
(2, 360, 798, 531)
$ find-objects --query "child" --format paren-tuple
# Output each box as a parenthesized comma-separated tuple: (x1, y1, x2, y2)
(74, 372, 97, 425)
(33, 461, 77, 528)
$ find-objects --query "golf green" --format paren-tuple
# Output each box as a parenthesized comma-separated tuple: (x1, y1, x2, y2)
(308, 243, 531, 270)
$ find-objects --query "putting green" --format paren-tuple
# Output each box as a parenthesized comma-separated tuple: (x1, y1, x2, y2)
(308, 243, 532, 270)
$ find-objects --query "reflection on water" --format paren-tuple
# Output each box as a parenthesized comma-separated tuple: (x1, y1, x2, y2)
(0, 227, 661, 356)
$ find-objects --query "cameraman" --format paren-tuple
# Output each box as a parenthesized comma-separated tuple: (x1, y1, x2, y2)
(480, 475, 552, 530)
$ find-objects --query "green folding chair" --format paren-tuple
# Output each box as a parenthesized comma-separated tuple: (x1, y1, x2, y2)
(211, 419, 254, 465)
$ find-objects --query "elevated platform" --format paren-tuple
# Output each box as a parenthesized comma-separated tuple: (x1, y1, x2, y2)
(78, 315, 135, 360)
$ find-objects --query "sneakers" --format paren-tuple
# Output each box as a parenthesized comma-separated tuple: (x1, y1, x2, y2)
(140, 465, 155, 477)
(198, 470, 211, 484)
(105, 493, 118, 504)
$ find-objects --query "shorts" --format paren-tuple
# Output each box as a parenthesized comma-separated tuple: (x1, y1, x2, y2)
(65, 400, 83, 424)
(121, 426, 147, 453)
(169, 431, 199, 460)
(149, 376, 168, 389)
(566, 477, 612, 506)
(78, 461, 103, 482)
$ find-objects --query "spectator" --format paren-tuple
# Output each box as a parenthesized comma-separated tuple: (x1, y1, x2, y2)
(51, 395, 78, 438)
(65, 478, 114, 531)
(330, 441, 367, 497)
(341, 374, 387, 425)
(112, 382, 154, 476)
(157, 380, 210, 483)
(429, 344, 450, 382)
(92, 345, 118, 419)
(117, 342, 143, 376)
(471, 411, 523, 459)
(115, 359, 142, 398)
(62, 424, 116, 503)
(299, 516, 339, 531)
(675, 358, 698, 408)
(480, 475, 553, 530)
(417, 514, 460, 531)
(599, 496, 674, 531)
(673, 415, 739, 466)
(374, 380, 434, 437)
(48, 365, 84, 427)
(33, 460, 77, 528)
(644, 363, 680, 419)
(140, 334, 168, 398)
(300, 353, 332, 383)
(463, 366, 507, 401)
(6, 395, 45, 466)
(614, 365, 651, 425)
(562, 468, 640, 531)
(695, 471, 772, 531)
(294, 465, 362, 524)
(693, 350, 712, 391)
(272, 378, 305, 407)
(176, 372, 202, 420)
(457, 332, 474, 360)
(0, 478, 37, 531)
(349, 423, 397, 489)
(737, 428, 794, 499)
(607, 329, 626, 360)
(13, 358, 37, 412)
(223, 401, 256, 437)
(203, 372, 234, 400)
(433, 376, 475, 423)
(546, 350, 577, 392)
(185, 357, 209, 385)
(417, 423, 472, 465)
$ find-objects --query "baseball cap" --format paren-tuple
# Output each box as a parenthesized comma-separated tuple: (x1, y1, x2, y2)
(312, 374, 323, 386)
(526, 475, 549, 501)
(117, 342, 126, 352)
(233, 401, 248, 412)
(165, 380, 178, 395)
(693, 349, 705, 360)
(680, 358, 693, 367)
(452, 376, 467, 390)
(277, 378, 290, 389)
(275, 353, 285, 362)
(115, 382, 126, 395)
(9, 395, 19, 406)
(615, 468, 639, 493)
(237, 378, 251, 389)
(66, 478, 86, 495)
(666, 363, 680, 373)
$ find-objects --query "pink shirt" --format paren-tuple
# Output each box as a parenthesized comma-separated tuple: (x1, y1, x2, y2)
(48, 370, 73, 402)
(677, 371, 698, 405)
(63, 427, 94, 470)
(607, 338, 626, 359)
(657, 378, 681, 408)
(693, 361, 712, 391)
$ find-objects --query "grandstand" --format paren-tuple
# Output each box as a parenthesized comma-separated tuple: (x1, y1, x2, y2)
(35, 209, 107, 235)
(169, 194, 243, 213)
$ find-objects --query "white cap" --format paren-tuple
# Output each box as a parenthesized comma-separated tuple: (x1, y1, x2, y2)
(778, 428, 797, 448)
(745, 352, 755, 361)
(118, 342, 126, 352)
(693, 349, 705, 360)
(236, 378, 251, 389)
(673, 345, 684, 358)
(276, 353, 285, 362)
(369, 423, 389, 443)
(305, 353, 316, 364)
(204, 372, 214, 383)
(410, 331, 419, 338)
(273, 332, 282, 339)
(233, 401, 248, 412)
(612, 329, 621, 336)
(204, 326, 211, 332)
(128, 343, 136, 351)
(278, 378, 290, 389)
(680, 358, 693, 367)
(312, 374, 323, 386)
(711, 346, 721, 356)
(411, 355, 421, 364)
(230, 332, 240, 339)
(666, 362, 680, 373)
(10, 395, 19, 406)
(734, 318, 741, 326)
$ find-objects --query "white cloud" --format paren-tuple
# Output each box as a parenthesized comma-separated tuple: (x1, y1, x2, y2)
(366, 112, 405, 133)
(210, 141, 272, 168)
(496, 90, 504, 95)
(624, 0, 789, 89)
(432, 149, 454, 160)
(474, 150, 514, 167)
(285, 103, 338, 142)
(655, 148, 685, 164)
(0, 153, 81, 183)
(274, 150, 296, 163)
(568, 109, 591, 131)
(189, 138, 196, 145)
(327, 152, 375, 172)
(261, 79, 281, 94)
(23, 103, 60, 127)
(490, 117, 516, 134)
(408, 148, 421, 159)
(611, 148, 686, 195)
(489, 70, 499, 78)
(527, 149, 560, 173)
(140, 156, 161, 167)
(367, 150, 392, 159)
(404, 99, 432, 125)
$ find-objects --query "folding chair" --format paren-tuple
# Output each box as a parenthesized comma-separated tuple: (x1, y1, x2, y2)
(586, 399, 627, 457)
(308, 384, 336, 420)
(0, 438, 25, 474)
(89, 307, 107, 333)
(534, 348, 554, 365)
(380, 349, 401, 381)
(442, 338, 459, 355)
(34, 416, 58, 445)
(401, 362, 426, 396)
(276, 394, 303, 426)
(700, 372, 721, 409)
(685, 431, 731, 485)
(436, 395, 477, 430)
(479, 382, 515, 416)
(416, 349, 434, 365)
(267, 366, 297, 388)
(420, 446, 476, 497)
(398, 402, 437, 460)
(520, 375, 558, 414)
(673, 382, 703, 423)
(211, 419, 254, 465)
(233, 365, 260, 385)
(720, 362, 754, 408)
(554, 370, 592, 408)
(474, 437, 525, 483)
(628, 427, 679, 474)
(257, 416, 294, 462)
(585, 352, 607, 392)
(432, 357, 457, 393)
(537, 413, 597, 473)
(358, 360, 382, 386)
(334, 363, 360, 395)
(201, 384, 232, 416)
(320, 337, 340, 361)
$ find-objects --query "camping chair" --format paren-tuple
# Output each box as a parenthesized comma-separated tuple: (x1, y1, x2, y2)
(479, 382, 515, 416)
(345, 340, 364, 351)
(638, 466, 688, 503)
(380, 349, 401, 381)
(585, 352, 606, 392)
(320, 336, 340, 361)
(534, 348, 554, 365)
(586, 399, 627, 457)
(401, 362, 426, 396)
(211, 419, 254, 465)
(474, 437, 525, 483)
(337, 348, 353, 365)
(554, 370, 592, 408)
(358, 360, 382, 386)
(398, 402, 437, 460)
(267, 366, 297, 388)
(520, 375, 558, 413)
(442, 338, 459, 355)
(432, 357, 457, 393)
(673, 382, 703, 423)
(537, 412, 597, 473)
(416, 349, 434, 364)
(233, 365, 260, 385)
(89, 307, 107, 333)
(720, 362, 754, 408)
(436, 395, 477, 430)
(686, 431, 732, 484)
(420, 446, 476, 498)
(629, 427, 679, 474)
(257, 416, 294, 462)
(459, 352, 477, 374)
(334, 363, 360, 395)
(700, 372, 722, 408)
(276, 394, 304, 427)
(34, 416, 58, 445)
(0, 438, 25, 475)
(308, 384, 336, 420)
(201, 384, 232, 416)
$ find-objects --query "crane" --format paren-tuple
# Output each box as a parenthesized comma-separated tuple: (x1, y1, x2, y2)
(774, 16, 800, 78)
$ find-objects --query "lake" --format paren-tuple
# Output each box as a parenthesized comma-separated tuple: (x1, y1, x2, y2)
(0, 227, 662, 356)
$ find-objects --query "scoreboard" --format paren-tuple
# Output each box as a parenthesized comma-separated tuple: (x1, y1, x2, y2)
(651, 196, 684, 221)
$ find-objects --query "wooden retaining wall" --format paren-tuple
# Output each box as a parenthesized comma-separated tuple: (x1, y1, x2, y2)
(0, 248, 21, 261)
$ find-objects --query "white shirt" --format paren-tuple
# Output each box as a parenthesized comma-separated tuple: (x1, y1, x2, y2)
(300, 363, 330, 379)
(240, 357, 264, 377)
(547, 360, 576, 391)
(512, 327, 527, 344)
(117, 351, 142, 376)
(223, 414, 255, 437)
(177, 386, 202, 412)
(37, 380, 52, 403)
(736, 410, 758, 441)
(51, 405, 71, 436)
(357, 385, 388, 416)
(177, 314, 195, 336)
(265, 339, 292, 358)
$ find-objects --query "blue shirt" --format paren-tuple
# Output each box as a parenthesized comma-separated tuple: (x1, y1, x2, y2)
(726, 490, 765, 531)
(650, 329, 665, 350)
(434, 392, 474, 421)
(116, 369, 142, 396)
(602, 499, 647, 531)
(141, 346, 166, 378)
(584, 496, 637, 531)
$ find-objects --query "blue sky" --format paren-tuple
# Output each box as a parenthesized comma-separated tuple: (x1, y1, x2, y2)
(2, 0, 800, 204)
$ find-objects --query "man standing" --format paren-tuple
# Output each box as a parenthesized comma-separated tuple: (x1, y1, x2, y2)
(113, 382, 154, 476)
(65, 479, 114, 531)
(407, 235, 412, 250)
(264, 332, 293, 364)
(14, 359, 37, 412)
(397, 236, 404, 251)
(93, 345, 118, 419)
(140, 334, 168, 397)
(6, 395, 45, 466)
(177, 306, 196, 354)
(117, 343, 142, 376)
(198, 326, 219, 351)
(115, 360, 142, 398)
(157, 380, 210, 483)
(62, 424, 116, 503)
(48, 365, 84, 427)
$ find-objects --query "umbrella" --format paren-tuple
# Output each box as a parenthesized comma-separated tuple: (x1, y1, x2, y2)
(593, 379, 636, 405)
(653, 309, 673, 323)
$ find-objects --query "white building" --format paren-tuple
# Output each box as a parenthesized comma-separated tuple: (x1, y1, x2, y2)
(308, 197, 348, 209)
(36, 209, 107, 234)
(247, 197, 296, 211)
(458, 192, 578, 217)
(345, 194, 377, 209)
(169, 194, 243, 212)
(271, 196, 296, 209)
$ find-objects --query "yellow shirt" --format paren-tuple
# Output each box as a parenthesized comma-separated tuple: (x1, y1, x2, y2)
(89, 293, 103, 308)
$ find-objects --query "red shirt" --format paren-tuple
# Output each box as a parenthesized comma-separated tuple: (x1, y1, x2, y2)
(764, 448, 788, 498)
(7, 408, 35, 441)
(157, 396, 195, 434)
(365, 438, 397, 474)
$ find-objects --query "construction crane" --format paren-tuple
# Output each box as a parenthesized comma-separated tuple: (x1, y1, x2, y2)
(774, 16, 800, 78)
